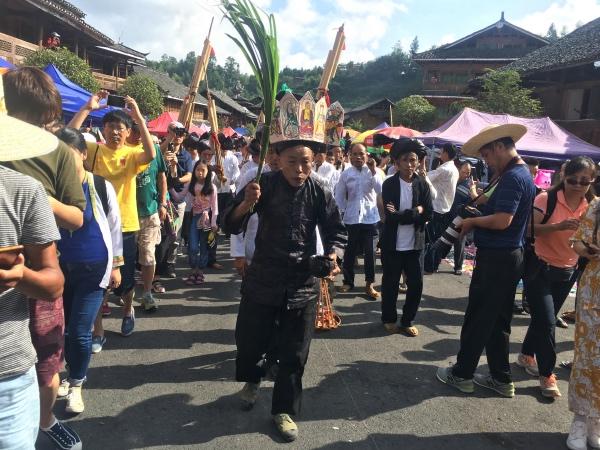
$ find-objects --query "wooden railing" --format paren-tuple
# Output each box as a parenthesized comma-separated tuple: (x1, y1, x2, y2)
(92, 71, 126, 91)
(0, 32, 39, 64)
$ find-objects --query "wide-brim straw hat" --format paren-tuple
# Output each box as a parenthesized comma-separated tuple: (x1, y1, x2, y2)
(461, 124, 527, 157)
(0, 73, 58, 161)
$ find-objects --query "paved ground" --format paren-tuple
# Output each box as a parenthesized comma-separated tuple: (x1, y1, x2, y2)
(38, 243, 575, 450)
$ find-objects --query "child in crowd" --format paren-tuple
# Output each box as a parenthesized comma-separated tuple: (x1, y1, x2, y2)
(170, 160, 218, 285)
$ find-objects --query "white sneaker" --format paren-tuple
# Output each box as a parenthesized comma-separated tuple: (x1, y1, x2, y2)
(57, 379, 70, 398)
(589, 418, 600, 448)
(65, 385, 85, 414)
(567, 417, 588, 450)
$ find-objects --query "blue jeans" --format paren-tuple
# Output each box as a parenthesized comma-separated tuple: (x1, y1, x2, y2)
(0, 366, 39, 449)
(188, 215, 209, 270)
(61, 261, 106, 383)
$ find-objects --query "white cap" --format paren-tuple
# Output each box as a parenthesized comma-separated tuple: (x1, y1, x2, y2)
(168, 121, 185, 130)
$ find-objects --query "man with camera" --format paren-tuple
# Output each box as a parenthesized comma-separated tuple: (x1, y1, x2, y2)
(436, 124, 535, 398)
(157, 121, 194, 278)
(424, 143, 459, 274)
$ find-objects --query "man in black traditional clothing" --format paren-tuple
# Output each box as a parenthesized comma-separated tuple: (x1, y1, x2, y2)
(224, 135, 346, 442)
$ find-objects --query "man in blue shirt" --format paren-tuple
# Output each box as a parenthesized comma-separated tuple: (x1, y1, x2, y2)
(436, 124, 535, 398)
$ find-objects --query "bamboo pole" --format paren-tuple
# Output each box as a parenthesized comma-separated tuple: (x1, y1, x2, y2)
(178, 18, 214, 129)
(316, 24, 344, 100)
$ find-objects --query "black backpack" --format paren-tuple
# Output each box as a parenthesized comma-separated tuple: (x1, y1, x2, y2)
(540, 189, 558, 225)
(93, 174, 110, 217)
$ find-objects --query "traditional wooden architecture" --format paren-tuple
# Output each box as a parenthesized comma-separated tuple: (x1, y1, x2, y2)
(413, 13, 548, 108)
(132, 65, 230, 124)
(345, 98, 394, 130)
(0, 0, 147, 90)
(200, 88, 257, 126)
(504, 17, 600, 146)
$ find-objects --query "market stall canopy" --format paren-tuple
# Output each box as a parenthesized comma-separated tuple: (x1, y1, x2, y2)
(43, 64, 118, 126)
(147, 112, 209, 137)
(421, 108, 600, 161)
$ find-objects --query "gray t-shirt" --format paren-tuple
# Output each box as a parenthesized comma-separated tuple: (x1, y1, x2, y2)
(0, 166, 60, 379)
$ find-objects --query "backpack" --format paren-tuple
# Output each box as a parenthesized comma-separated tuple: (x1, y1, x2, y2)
(93, 174, 110, 217)
(540, 189, 558, 225)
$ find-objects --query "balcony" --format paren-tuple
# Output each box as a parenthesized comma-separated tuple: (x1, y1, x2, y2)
(92, 71, 125, 91)
(0, 32, 39, 64)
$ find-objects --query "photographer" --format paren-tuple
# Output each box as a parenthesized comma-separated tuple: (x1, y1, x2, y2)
(379, 139, 433, 337)
(436, 124, 535, 398)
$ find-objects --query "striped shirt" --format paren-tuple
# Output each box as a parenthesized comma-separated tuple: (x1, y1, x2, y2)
(0, 166, 60, 379)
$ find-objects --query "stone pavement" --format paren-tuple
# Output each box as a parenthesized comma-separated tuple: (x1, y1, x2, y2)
(38, 246, 574, 449)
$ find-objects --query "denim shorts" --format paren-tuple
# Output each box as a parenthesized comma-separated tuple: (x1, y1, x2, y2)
(0, 366, 39, 449)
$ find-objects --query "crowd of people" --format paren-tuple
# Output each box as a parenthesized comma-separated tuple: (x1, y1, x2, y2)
(1, 65, 599, 450)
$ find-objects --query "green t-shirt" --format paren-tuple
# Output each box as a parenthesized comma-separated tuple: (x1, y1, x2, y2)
(136, 145, 167, 218)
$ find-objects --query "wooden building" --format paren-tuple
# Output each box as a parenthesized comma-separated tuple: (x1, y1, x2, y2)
(345, 98, 394, 130)
(504, 17, 600, 146)
(0, 0, 146, 90)
(413, 13, 548, 109)
(200, 89, 257, 126)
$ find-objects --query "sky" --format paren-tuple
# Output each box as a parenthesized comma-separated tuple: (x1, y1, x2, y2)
(69, 0, 600, 73)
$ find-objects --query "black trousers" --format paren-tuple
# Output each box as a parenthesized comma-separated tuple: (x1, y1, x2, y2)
(380, 250, 423, 326)
(453, 247, 524, 383)
(521, 265, 575, 377)
(342, 223, 378, 286)
(217, 192, 233, 228)
(424, 211, 452, 273)
(235, 298, 316, 416)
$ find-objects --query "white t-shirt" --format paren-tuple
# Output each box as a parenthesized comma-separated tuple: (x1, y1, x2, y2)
(396, 178, 415, 251)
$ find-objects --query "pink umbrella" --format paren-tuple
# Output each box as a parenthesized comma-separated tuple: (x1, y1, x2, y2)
(363, 126, 421, 146)
(221, 127, 236, 137)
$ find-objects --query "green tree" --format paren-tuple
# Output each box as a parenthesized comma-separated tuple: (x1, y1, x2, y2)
(25, 47, 100, 92)
(117, 74, 163, 119)
(560, 25, 568, 37)
(394, 95, 435, 129)
(545, 23, 559, 41)
(346, 118, 365, 132)
(409, 36, 420, 56)
(474, 69, 542, 117)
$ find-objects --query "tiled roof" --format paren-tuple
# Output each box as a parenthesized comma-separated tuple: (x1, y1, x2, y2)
(413, 16, 547, 62)
(200, 89, 257, 119)
(346, 98, 394, 114)
(132, 66, 229, 114)
(503, 17, 600, 74)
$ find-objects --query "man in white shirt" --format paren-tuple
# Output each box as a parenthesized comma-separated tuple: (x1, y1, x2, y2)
(423, 143, 459, 274)
(314, 146, 338, 191)
(335, 143, 383, 299)
(216, 135, 241, 225)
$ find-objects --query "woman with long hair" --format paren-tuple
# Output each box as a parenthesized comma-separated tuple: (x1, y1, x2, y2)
(516, 157, 596, 400)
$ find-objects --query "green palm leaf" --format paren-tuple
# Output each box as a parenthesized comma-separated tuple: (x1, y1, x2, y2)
(221, 0, 279, 182)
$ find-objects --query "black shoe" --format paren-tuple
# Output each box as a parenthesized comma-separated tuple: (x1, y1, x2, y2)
(42, 421, 82, 450)
(164, 264, 176, 279)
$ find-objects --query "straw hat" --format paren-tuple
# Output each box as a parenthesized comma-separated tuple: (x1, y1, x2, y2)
(461, 124, 527, 157)
(0, 75, 58, 161)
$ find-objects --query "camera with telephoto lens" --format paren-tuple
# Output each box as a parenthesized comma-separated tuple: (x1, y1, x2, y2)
(431, 205, 482, 254)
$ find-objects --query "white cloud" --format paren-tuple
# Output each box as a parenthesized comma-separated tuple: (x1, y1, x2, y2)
(514, 0, 600, 36)
(70, 0, 408, 73)
(439, 33, 456, 45)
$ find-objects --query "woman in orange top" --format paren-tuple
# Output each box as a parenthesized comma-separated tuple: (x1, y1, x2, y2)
(517, 157, 596, 399)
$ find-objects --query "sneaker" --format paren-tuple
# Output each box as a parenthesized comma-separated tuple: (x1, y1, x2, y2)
(273, 413, 298, 442)
(165, 264, 177, 279)
(57, 379, 70, 398)
(436, 366, 474, 394)
(473, 373, 515, 398)
(588, 417, 600, 449)
(453, 269, 462, 276)
(65, 386, 85, 414)
(42, 421, 82, 450)
(540, 374, 561, 398)
(516, 353, 539, 376)
(91, 335, 106, 354)
(142, 292, 158, 312)
(121, 311, 135, 336)
(239, 382, 260, 411)
(101, 303, 111, 317)
(566, 416, 587, 450)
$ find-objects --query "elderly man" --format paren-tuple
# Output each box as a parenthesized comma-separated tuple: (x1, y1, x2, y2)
(436, 124, 535, 399)
(69, 91, 156, 337)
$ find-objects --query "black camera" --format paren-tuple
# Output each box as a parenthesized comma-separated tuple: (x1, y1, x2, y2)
(173, 127, 187, 137)
(430, 205, 482, 254)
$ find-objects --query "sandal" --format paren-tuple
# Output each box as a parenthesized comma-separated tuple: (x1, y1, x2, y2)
(194, 273, 205, 285)
(185, 274, 197, 286)
(400, 326, 419, 337)
(151, 281, 166, 294)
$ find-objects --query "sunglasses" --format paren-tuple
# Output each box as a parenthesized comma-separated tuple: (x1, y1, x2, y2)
(565, 178, 593, 186)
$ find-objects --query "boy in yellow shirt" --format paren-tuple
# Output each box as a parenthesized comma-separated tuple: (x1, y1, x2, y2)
(69, 93, 155, 337)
